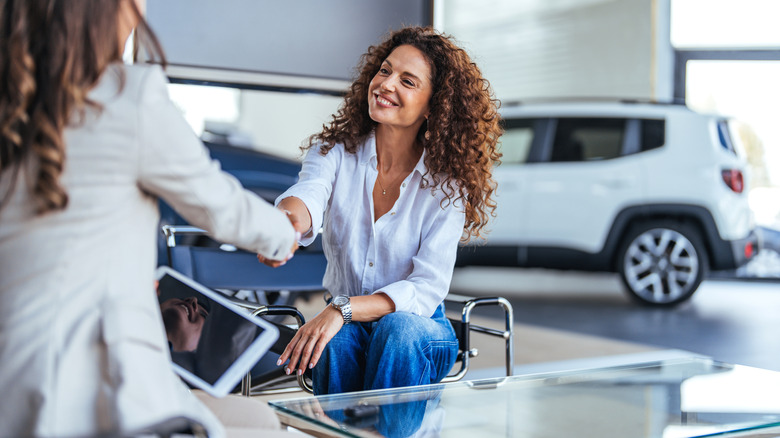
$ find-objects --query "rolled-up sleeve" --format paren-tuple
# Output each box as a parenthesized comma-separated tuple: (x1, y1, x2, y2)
(378, 200, 466, 317)
(135, 66, 295, 260)
(275, 145, 340, 247)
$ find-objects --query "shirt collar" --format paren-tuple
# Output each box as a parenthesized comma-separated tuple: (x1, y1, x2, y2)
(362, 130, 428, 177)
(361, 131, 378, 166)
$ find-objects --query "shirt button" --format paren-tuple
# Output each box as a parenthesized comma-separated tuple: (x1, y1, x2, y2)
(390, 212, 396, 215)
(369, 262, 374, 267)
(402, 183, 407, 188)
(363, 290, 369, 295)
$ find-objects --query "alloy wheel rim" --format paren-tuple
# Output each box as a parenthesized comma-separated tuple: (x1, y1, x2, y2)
(624, 228, 699, 304)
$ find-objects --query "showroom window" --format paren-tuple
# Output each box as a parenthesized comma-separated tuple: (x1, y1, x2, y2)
(498, 118, 535, 165)
(672, 0, 780, 225)
(551, 118, 625, 162)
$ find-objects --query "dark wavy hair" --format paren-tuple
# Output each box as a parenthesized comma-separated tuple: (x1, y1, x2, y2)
(0, 0, 165, 214)
(309, 26, 502, 241)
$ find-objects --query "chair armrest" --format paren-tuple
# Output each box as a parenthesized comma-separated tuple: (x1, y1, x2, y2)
(222, 294, 306, 328)
(443, 293, 515, 380)
(249, 305, 306, 328)
(161, 225, 207, 248)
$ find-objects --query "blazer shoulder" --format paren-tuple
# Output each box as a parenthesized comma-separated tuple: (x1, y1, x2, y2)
(91, 63, 168, 106)
(122, 64, 169, 98)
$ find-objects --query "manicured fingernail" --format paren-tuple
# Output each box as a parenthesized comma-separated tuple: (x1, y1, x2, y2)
(297, 369, 303, 376)
(295, 231, 302, 241)
(285, 367, 291, 375)
(280, 260, 286, 266)
(309, 363, 314, 369)
(276, 359, 282, 366)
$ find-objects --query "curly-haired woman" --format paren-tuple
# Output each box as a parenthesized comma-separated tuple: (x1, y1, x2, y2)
(270, 26, 503, 394)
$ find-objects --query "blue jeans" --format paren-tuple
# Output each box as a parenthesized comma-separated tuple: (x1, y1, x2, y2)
(312, 303, 458, 395)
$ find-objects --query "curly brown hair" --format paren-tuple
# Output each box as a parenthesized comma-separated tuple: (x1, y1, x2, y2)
(309, 26, 502, 242)
(0, 0, 165, 215)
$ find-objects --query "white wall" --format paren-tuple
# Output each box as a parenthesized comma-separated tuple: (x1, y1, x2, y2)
(235, 91, 342, 160)
(166, 81, 342, 160)
(436, 0, 674, 103)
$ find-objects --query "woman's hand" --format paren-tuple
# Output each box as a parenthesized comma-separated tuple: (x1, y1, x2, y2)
(277, 305, 343, 376)
(256, 243, 297, 267)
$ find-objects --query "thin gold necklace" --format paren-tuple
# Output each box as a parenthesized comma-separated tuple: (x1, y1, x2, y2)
(376, 169, 406, 196)
(377, 176, 388, 195)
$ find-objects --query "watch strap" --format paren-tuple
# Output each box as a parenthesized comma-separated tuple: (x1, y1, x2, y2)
(341, 300, 352, 325)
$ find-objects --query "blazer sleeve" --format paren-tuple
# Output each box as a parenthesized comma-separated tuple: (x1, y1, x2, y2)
(135, 66, 295, 260)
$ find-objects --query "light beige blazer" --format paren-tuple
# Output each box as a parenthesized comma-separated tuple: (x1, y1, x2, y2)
(0, 64, 295, 437)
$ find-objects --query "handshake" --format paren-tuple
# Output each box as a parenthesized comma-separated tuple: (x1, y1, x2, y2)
(257, 200, 308, 268)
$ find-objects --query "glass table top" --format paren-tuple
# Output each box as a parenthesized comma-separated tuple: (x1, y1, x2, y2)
(269, 357, 780, 438)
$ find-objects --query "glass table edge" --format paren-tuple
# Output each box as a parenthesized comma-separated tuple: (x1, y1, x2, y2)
(267, 356, 780, 437)
(270, 355, 718, 407)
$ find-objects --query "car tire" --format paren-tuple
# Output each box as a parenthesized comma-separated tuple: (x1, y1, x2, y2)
(617, 221, 708, 306)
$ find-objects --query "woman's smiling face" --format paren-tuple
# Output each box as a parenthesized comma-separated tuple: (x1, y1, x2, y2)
(367, 44, 433, 132)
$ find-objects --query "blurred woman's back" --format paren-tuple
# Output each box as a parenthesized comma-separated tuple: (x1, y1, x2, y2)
(0, 1, 295, 435)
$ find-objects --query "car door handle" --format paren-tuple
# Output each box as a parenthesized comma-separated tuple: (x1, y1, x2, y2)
(596, 178, 631, 189)
(500, 181, 521, 191)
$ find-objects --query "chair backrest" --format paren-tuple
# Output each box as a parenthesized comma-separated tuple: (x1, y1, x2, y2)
(168, 245, 326, 292)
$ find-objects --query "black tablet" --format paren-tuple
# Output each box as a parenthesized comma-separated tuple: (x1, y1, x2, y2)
(155, 266, 279, 397)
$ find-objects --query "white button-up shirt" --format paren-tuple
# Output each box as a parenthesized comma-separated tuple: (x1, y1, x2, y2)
(277, 133, 466, 317)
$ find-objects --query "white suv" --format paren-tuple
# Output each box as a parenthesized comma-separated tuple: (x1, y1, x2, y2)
(458, 101, 760, 306)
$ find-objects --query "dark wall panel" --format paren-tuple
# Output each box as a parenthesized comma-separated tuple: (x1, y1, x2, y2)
(147, 0, 431, 81)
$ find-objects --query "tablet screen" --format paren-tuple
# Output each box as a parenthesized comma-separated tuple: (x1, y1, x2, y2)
(155, 266, 279, 396)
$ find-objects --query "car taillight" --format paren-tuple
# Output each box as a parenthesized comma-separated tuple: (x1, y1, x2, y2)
(721, 169, 744, 193)
(745, 242, 754, 259)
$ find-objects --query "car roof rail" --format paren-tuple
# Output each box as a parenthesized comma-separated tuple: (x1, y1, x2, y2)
(503, 96, 687, 107)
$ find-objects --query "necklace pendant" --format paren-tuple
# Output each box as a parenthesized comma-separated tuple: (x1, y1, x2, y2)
(382, 190, 386, 195)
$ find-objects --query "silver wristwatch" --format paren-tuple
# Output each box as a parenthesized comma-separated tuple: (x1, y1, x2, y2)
(331, 295, 352, 325)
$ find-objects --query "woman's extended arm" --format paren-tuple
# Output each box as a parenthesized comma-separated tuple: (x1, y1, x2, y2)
(277, 196, 313, 236)
(277, 293, 396, 376)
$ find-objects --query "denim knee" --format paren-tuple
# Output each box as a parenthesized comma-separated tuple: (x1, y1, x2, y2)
(371, 312, 432, 352)
(365, 312, 458, 390)
(372, 312, 456, 348)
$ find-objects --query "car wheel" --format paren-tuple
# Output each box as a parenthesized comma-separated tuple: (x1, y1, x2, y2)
(617, 221, 708, 306)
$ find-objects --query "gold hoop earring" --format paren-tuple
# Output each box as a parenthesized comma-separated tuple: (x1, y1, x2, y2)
(424, 129, 431, 141)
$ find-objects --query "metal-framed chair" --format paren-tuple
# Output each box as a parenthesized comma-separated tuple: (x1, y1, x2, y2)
(161, 225, 514, 395)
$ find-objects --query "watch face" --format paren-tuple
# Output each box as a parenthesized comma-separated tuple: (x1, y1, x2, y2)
(333, 295, 348, 307)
